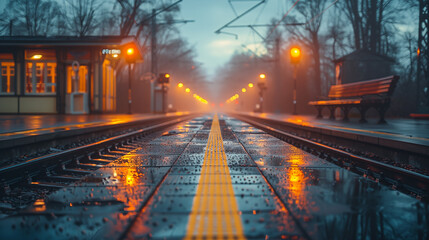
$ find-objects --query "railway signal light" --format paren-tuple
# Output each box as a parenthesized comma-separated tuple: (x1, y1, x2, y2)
(290, 47, 301, 64)
(158, 73, 170, 84)
(125, 47, 136, 63)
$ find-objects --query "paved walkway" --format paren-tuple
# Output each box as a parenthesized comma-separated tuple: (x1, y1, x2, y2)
(240, 112, 429, 147)
(0, 113, 189, 139)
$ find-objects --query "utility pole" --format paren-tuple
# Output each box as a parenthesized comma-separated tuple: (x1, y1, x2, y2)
(417, 0, 429, 113)
(151, 8, 157, 113)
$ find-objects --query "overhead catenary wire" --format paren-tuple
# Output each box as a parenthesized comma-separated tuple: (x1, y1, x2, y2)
(303, 0, 340, 27)
(266, 0, 301, 39)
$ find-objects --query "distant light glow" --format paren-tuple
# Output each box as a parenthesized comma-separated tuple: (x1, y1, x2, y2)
(226, 93, 240, 104)
(185, 88, 191, 93)
(259, 73, 266, 79)
(112, 54, 119, 58)
(417, 48, 421, 56)
(242, 88, 246, 93)
(178, 83, 184, 88)
(248, 83, 254, 88)
(193, 93, 208, 104)
(165, 73, 170, 78)
(32, 54, 42, 60)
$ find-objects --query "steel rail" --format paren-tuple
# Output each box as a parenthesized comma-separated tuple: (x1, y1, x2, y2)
(0, 114, 197, 185)
(231, 113, 429, 199)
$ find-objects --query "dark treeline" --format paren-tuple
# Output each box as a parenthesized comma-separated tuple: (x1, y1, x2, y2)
(219, 0, 419, 117)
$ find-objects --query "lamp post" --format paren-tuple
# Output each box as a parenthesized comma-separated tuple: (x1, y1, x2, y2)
(257, 73, 267, 113)
(290, 47, 301, 115)
(125, 47, 136, 114)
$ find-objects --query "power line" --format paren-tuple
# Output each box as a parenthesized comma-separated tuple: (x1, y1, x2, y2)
(266, 0, 301, 38)
(304, 0, 340, 26)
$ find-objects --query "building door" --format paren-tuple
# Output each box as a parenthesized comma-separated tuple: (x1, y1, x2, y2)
(102, 59, 116, 112)
(66, 64, 89, 114)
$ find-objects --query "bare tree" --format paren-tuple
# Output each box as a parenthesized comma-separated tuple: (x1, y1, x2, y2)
(284, 0, 329, 97)
(64, 0, 100, 37)
(341, 0, 399, 54)
(114, 0, 150, 37)
(1, 0, 62, 36)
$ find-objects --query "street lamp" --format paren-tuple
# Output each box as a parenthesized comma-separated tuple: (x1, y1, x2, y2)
(125, 47, 136, 114)
(248, 83, 254, 88)
(290, 46, 301, 115)
(257, 73, 267, 113)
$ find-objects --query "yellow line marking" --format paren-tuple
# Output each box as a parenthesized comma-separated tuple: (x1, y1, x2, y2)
(185, 114, 246, 240)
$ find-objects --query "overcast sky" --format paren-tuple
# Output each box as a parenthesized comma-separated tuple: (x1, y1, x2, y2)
(178, 0, 291, 79)
(0, 0, 415, 81)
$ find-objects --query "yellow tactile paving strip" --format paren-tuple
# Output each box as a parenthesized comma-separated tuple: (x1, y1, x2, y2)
(185, 115, 245, 240)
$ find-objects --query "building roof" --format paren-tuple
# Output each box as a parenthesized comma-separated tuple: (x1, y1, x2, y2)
(334, 49, 395, 63)
(0, 35, 144, 60)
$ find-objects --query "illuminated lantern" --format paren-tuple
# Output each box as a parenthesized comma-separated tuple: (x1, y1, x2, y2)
(125, 47, 136, 63)
(290, 47, 301, 64)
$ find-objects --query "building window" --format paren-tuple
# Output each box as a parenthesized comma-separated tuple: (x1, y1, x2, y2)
(1, 61, 15, 94)
(0, 53, 15, 95)
(25, 50, 56, 95)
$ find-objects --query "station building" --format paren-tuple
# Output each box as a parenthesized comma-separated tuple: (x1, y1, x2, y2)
(0, 36, 142, 114)
(334, 49, 395, 85)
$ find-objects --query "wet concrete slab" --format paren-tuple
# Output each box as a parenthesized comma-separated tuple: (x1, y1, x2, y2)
(0, 118, 203, 240)
(226, 117, 429, 239)
(3, 114, 426, 239)
(124, 115, 303, 239)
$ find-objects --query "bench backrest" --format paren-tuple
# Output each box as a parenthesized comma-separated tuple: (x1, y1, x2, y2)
(328, 75, 399, 99)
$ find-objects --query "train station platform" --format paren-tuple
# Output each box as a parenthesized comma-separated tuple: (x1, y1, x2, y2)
(0, 113, 190, 138)
(234, 112, 429, 153)
(0, 114, 426, 239)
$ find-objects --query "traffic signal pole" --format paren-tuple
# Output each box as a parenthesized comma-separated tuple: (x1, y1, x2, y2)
(151, 9, 157, 113)
(290, 47, 301, 115)
(292, 65, 297, 115)
(128, 63, 132, 114)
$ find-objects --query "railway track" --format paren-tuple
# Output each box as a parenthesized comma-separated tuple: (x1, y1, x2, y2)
(0, 114, 197, 207)
(230, 113, 429, 200)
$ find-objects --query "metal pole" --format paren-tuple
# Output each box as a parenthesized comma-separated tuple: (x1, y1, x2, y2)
(162, 83, 165, 113)
(293, 65, 297, 115)
(151, 9, 157, 113)
(128, 63, 132, 114)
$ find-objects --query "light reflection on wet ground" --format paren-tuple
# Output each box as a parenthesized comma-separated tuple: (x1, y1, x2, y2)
(1, 115, 427, 239)
(227, 117, 429, 240)
(0, 117, 206, 239)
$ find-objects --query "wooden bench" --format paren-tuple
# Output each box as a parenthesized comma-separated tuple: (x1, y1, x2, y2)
(309, 75, 399, 123)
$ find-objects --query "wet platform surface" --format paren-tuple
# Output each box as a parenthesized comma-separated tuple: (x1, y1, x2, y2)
(0, 114, 427, 239)
(0, 112, 189, 139)
(238, 112, 429, 147)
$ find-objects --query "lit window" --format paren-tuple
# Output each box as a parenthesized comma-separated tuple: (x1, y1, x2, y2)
(0, 61, 15, 94)
(25, 49, 57, 95)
